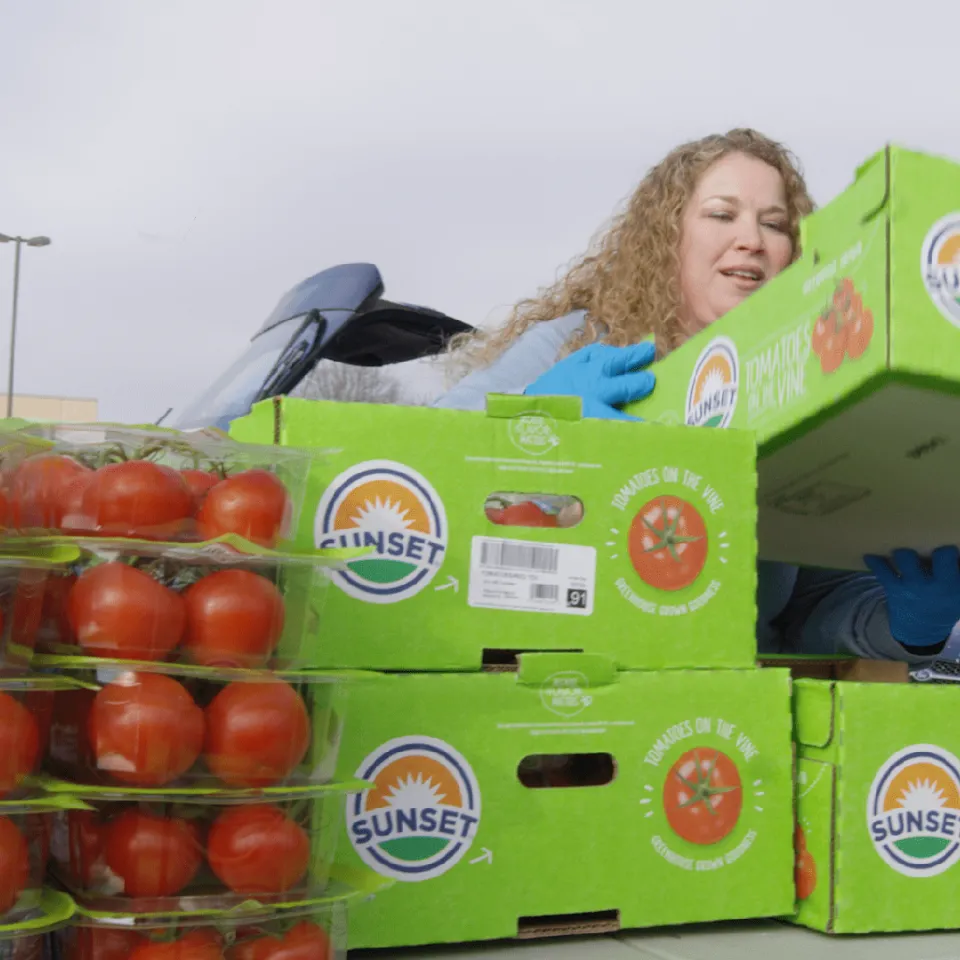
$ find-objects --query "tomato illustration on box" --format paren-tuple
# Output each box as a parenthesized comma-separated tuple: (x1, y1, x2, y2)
(333, 655, 794, 949)
(625, 144, 960, 571)
(231, 394, 758, 671)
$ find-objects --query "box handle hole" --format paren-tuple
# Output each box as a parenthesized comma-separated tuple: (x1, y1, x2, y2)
(518, 753, 616, 789)
(484, 493, 583, 529)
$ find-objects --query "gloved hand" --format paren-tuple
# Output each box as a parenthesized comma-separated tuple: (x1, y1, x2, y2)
(864, 546, 960, 649)
(524, 342, 656, 421)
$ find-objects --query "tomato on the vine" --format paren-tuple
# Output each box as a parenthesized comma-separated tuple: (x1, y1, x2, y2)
(207, 804, 309, 895)
(490, 501, 559, 528)
(9, 455, 91, 530)
(181, 470, 220, 510)
(204, 681, 309, 788)
(88, 673, 204, 786)
(81, 461, 194, 539)
(663, 747, 742, 846)
(182, 570, 285, 669)
(197, 470, 288, 548)
(70, 926, 149, 960)
(0, 691, 39, 796)
(628, 496, 708, 592)
(104, 809, 202, 898)
(68, 563, 186, 661)
(0, 816, 30, 913)
(227, 922, 332, 960)
(128, 930, 223, 960)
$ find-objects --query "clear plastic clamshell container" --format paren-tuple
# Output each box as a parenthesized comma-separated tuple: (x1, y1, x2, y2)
(0, 421, 322, 551)
(46, 784, 363, 913)
(0, 889, 74, 960)
(54, 864, 390, 959)
(41, 659, 361, 791)
(36, 539, 342, 671)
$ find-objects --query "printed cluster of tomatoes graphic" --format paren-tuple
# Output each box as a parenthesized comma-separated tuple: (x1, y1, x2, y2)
(794, 823, 817, 900)
(811, 277, 875, 374)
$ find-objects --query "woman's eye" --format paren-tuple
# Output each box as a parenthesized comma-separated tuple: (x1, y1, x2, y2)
(709, 211, 733, 221)
(763, 221, 788, 233)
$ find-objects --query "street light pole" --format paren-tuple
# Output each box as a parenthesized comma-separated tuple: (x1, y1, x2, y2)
(0, 234, 51, 418)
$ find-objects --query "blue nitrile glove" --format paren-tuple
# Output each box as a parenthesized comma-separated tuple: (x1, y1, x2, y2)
(524, 342, 656, 421)
(864, 546, 960, 650)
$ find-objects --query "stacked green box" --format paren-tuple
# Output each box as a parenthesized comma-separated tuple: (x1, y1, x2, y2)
(230, 394, 796, 948)
(622, 142, 960, 934)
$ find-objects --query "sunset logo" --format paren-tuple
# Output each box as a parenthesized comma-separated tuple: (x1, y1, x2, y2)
(347, 736, 481, 882)
(867, 744, 960, 877)
(922, 214, 960, 328)
(314, 460, 447, 603)
(685, 336, 739, 428)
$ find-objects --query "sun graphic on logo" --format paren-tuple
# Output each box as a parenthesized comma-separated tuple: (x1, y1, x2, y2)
(349, 495, 418, 534)
(936, 233, 960, 266)
(335, 479, 430, 534)
(894, 778, 950, 813)
(384, 773, 448, 808)
(698, 367, 729, 402)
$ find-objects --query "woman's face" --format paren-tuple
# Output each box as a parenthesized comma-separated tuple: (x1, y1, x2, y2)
(677, 151, 793, 338)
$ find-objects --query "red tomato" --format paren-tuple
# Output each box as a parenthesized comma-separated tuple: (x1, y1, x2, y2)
(182, 571, 285, 669)
(0, 487, 8, 529)
(104, 809, 202, 898)
(197, 470, 289, 548)
(128, 930, 223, 960)
(204, 681, 309, 788)
(207, 804, 309, 895)
(65, 809, 106, 887)
(0, 816, 30, 912)
(228, 922, 331, 960)
(493, 501, 559, 528)
(69, 926, 149, 960)
(67, 563, 186, 661)
(88, 673, 204, 787)
(0, 691, 39, 797)
(663, 747, 742, 846)
(22, 690, 51, 764)
(9, 455, 91, 530)
(181, 470, 220, 510)
(628, 496, 708, 592)
(81, 461, 193, 539)
(845, 308, 874, 360)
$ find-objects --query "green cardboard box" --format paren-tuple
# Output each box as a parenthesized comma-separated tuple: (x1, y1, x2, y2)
(794, 678, 960, 933)
(332, 655, 794, 949)
(230, 395, 758, 671)
(626, 145, 960, 571)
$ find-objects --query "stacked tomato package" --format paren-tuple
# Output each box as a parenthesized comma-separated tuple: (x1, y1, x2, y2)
(0, 422, 390, 960)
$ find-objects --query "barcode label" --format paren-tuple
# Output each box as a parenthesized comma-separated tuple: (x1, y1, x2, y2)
(468, 537, 595, 617)
(480, 541, 559, 573)
(530, 584, 559, 601)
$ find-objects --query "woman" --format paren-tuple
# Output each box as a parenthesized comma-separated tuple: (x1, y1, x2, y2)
(436, 128, 960, 663)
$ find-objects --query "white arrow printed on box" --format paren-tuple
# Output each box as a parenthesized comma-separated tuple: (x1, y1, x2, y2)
(469, 848, 493, 865)
(434, 576, 459, 593)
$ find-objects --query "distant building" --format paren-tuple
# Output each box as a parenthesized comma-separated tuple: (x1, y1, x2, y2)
(9, 394, 99, 422)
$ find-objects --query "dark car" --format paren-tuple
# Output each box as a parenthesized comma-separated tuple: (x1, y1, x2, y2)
(173, 263, 473, 431)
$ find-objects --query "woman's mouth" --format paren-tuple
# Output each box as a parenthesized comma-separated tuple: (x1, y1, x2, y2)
(720, 267, 765, 290)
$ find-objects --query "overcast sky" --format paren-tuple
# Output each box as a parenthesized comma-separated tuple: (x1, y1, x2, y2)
(0, 0, 943, 422)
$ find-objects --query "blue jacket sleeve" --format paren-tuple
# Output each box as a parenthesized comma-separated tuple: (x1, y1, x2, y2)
(761, 563, 944, 664)
(433, 311, 587, 411)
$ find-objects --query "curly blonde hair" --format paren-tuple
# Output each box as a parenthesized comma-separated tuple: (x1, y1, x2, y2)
(449, 128, 814, 375)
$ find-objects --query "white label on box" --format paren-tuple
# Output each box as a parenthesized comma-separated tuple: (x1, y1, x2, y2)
(468, 536, 595, 616)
